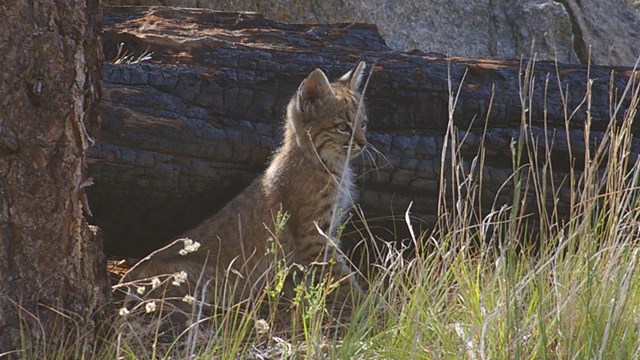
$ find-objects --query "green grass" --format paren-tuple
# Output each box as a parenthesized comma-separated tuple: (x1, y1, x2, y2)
(13, 58, 640, 359)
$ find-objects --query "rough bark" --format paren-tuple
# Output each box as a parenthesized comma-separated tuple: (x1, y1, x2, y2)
(93, 6, 640, 257)
(0, 0, 109, 355)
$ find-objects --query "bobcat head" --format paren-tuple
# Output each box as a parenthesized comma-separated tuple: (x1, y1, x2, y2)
(285, 62, 368, 170)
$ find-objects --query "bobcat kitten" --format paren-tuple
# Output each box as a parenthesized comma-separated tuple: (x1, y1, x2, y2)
(123, 62, 369, 305)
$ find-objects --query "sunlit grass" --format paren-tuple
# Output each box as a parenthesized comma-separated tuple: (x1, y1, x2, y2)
(107, 57, 640, 359)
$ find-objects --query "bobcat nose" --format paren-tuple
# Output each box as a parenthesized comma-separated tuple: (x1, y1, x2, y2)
(354, 129, 367, 148)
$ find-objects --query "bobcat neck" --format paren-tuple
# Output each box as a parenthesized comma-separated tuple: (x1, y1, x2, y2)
(264, 134, 354, 237)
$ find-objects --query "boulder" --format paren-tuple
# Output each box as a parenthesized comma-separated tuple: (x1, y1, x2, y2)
(103, 0, 640, 65)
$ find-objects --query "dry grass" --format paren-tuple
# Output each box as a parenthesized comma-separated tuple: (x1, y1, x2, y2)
(10, 57, 640, 359)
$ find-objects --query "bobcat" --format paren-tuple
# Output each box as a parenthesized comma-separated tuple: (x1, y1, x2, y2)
(123, 62, 369, 308)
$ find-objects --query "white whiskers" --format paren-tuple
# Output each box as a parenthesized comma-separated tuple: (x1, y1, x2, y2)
(354, 142, 391, 182)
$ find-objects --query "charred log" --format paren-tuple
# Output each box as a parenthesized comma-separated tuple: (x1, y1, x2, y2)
(92, 6, 640, 257)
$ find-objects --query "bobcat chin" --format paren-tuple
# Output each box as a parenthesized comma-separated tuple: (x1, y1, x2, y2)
(122, 62, 369, 308)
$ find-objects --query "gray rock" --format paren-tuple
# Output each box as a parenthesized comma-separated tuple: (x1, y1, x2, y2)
(106, 0, 640, 65)
(560, 0, 640, 65)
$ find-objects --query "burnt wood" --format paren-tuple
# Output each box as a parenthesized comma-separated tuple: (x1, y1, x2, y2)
(92, 6, 640, 256)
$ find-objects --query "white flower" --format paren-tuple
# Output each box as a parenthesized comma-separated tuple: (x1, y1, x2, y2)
(136, 286, 145, 295)
(145, 301, 157, 313)
(151, 277, 161, 289)
(172, 271, 188, 286)
(182, 295, 195, 305)
(178, 238, 201, 256)
(186, 241, 200, 251)
(254, 319, 270, 335)
(118, 307, 130, 316)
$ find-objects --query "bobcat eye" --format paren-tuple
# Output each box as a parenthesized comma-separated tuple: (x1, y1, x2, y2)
(336, 123, 350, 134)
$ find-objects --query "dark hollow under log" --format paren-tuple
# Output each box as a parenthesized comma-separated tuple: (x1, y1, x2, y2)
(92, 6, 640, 257)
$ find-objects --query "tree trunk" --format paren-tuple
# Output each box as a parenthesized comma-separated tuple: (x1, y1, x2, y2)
(93, 6, 640, 257)
(0, 0, 109, 355)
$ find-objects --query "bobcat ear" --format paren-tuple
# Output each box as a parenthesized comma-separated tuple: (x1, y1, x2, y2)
(338, 61, 367, 92)
(297, 68, 334, 112)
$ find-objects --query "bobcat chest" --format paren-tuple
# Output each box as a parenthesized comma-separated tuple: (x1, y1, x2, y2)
(307, 169, 354, 233)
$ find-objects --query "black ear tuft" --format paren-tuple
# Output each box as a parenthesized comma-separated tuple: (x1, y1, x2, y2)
(338, 61, 367, 91)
